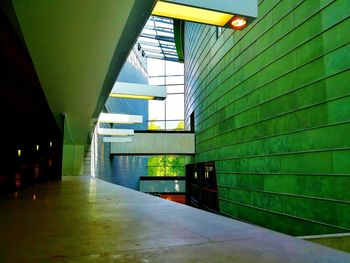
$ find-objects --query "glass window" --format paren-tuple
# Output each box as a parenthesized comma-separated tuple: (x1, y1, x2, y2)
(147, 155, 166, 176)
(147, 58, 165, 76)
(166, 60, 184, 75)
(148, 120, 165, 130)
(166, 76, 184, 85)
(166, 155, 185, 176)
(149, 77, 166, 85)
(165, 120, 184, 131)
(147, 57, 184, 131)
(147, 155, 186, 176)
(166, 94, 184, 121)
(149, 100, 165, 122)
(167, 85, 184, 94)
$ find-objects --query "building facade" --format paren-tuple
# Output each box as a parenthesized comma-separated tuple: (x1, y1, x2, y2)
(184, 0, 350, 236)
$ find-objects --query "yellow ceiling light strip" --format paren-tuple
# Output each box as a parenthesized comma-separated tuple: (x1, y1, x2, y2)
(109, 93, 155, 100)
(152, 1, 233, 27)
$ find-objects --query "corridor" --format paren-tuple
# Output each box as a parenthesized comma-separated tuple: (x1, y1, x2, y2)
(0, 176, 349, 262)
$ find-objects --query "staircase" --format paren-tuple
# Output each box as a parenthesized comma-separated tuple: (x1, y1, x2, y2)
(83, 146, 91, 176)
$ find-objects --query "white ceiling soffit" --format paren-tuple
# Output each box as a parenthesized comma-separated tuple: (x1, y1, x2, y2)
(103, 137, 132, 143)
(97, 127, 134, 137)
(98, 113, 143, 124)
(111, 82, 167, 100)
(11, 0, 156, 145)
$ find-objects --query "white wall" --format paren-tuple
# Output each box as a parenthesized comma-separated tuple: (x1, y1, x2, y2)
(110, 133, 195, 154)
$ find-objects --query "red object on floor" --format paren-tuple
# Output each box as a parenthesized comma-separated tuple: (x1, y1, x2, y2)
(160, 194, 186, 204)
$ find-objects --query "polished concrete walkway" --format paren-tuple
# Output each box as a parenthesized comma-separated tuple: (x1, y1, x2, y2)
(0, 176, 349, 262)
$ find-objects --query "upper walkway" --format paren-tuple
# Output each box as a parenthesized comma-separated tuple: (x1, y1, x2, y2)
(0, 176, 349, 262)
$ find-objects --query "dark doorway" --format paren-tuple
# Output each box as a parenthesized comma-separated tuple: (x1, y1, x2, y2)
(186, 162, 219, 213)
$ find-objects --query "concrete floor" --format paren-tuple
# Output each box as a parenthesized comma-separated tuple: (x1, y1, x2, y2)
(0, 176, 349, 262)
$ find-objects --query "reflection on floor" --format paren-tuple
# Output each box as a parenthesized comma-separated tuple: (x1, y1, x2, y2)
(0, 176, 349, 262)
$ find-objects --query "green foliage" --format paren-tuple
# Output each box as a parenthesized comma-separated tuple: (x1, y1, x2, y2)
(147, 155, 165, 176)
(166, 155, 185, 176)
(148, 120, 185, 131)
(175, 120, 184, 131)
(147, 155, 185, 176)
(148, 120, 162, 131)
(147, 120, 186, 176)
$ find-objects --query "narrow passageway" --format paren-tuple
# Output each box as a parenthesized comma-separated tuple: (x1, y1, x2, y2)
(0, 176, 348, 262)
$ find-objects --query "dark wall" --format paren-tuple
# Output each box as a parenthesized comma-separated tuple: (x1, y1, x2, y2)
(184, 0, 350, 235)
(0, 10, 62, 195)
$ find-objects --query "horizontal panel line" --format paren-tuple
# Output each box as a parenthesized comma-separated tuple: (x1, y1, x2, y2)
(202, 146, 350, 161)
(186, 0, 266, 72)
(217, 185, 350, 204)
(185, 2, 329, 109)
(219, 198, 350, 232)
(185, 1, 337, 111)
(185, 22, 213, 74)
(197, 120, 350, 153)
(193, 43, 350, 135)
(215, 171, 350, 178)
(186, 22, 207, 54)
(195, 67, 350, 143)
(196, 91, 350, 146)
(219, 211, 260, 225)
(185, 26, 212, 75)
(186, 12, 346, 119)
(185, 0, 303, 89)
(185, 0, 288, 90)
(186, 0, 269, 69)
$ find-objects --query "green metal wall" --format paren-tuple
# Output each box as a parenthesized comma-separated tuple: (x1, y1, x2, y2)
(184, 0, 350, 236)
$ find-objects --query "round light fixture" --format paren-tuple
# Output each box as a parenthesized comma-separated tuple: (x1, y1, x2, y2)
(230, 17, 247, 30)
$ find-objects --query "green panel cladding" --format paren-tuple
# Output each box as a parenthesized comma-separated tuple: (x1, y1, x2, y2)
(184, 0, 350, 236)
